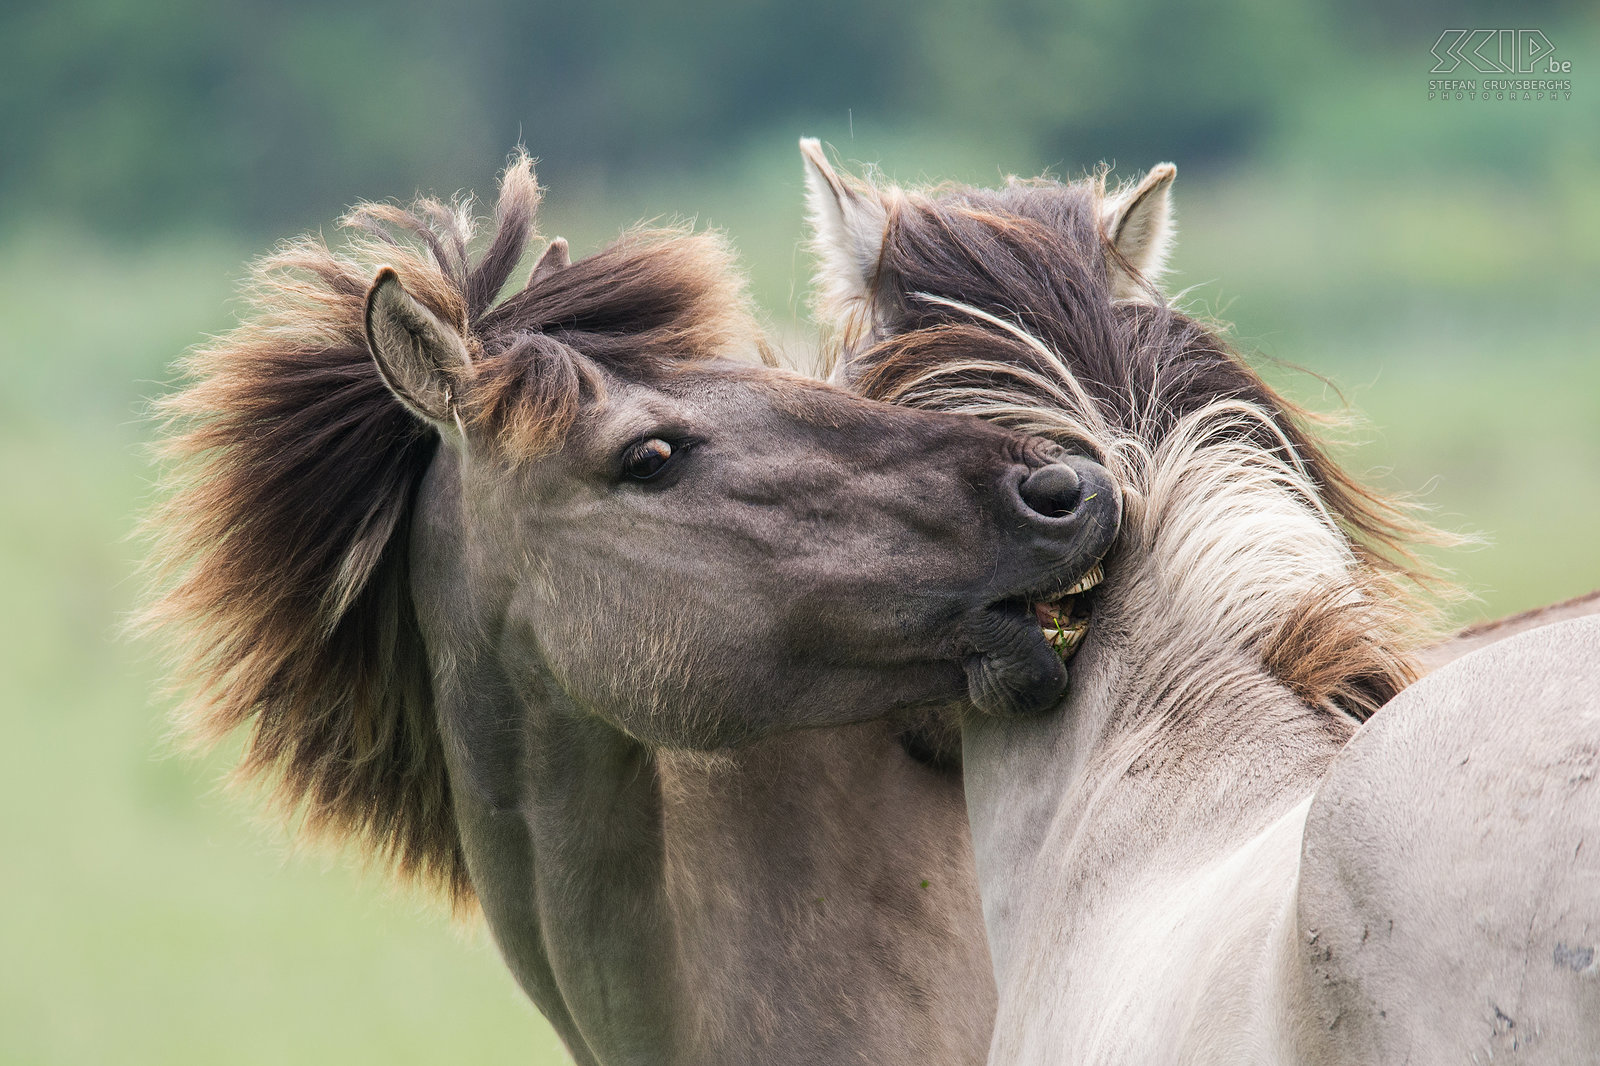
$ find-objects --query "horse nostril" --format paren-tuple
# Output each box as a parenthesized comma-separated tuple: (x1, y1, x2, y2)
(1019, 463, 1082, 519)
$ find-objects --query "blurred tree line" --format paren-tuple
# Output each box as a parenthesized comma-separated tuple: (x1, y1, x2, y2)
(1, 0, 1591, 237)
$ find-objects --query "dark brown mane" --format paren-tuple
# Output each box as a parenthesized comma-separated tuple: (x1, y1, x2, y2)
(471, 226, 768, 456)
(141, 152, 760, 903)
(848, 177, 1458, 719)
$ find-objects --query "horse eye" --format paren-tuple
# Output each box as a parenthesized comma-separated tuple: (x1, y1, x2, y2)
(622, 438, 674, 481)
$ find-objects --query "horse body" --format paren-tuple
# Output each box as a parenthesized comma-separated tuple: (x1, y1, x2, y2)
(970, 611, 1600, 1065)
(1299, 615, 1600, 1064)
(799, 140, 1600, 1062)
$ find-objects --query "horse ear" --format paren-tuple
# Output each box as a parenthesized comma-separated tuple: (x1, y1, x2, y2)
(800, 137, 889, 319)
(1102, 163, 1176, 299)
(527, 237, 569, 287)
(364, 267, 472, 429)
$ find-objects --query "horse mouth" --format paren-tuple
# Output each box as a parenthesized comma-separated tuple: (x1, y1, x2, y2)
(1031, 563, 1103, 660)
(963, 556, 1111, 719)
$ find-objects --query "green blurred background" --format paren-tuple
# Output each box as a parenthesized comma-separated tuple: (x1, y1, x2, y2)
(2, 1, 1596, 1062)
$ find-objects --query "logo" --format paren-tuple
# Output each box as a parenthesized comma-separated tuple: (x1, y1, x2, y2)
(1428, 29, 1573, 101)
(1430, 30, 1569, 74)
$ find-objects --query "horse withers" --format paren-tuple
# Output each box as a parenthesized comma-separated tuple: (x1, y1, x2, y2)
(143, 151, 1121, 1066)
(800, 138, 1600, 1065)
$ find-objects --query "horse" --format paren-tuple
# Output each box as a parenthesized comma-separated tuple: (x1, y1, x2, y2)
(140, 150, 1127, 1066)
(798, 139, 1600, 1064)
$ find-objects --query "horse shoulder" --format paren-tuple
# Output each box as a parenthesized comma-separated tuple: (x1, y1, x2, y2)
(1295, 615, 1600, 1064)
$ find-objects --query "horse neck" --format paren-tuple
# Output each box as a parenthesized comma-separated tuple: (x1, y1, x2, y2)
(961, 403, 1382, 970)
(963, 591, 1356, 989)
(654, 727, 994, 1060)
(447, 688, 993, 1066)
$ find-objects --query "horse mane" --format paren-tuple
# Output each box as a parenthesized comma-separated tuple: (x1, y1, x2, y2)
(846, 176, 1460, 720)
(141, 151, 762, 905)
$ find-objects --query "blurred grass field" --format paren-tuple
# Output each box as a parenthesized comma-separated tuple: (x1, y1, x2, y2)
(1, 149, 1596, 1064)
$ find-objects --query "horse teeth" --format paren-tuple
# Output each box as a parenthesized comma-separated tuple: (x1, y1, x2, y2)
(1049, 620, 1088, 658)
(1044, 616, 1088, 654)
(1066, 564, 1104, 596)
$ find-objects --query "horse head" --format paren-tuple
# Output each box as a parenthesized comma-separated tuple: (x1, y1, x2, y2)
(797, 137, 1447, 728)
(370, 193, 1122, 746)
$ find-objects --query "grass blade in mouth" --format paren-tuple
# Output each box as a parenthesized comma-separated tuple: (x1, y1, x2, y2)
(1034, 564, 1103, 660)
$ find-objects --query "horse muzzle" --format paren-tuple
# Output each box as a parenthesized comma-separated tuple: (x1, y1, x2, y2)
(962, 452, 1122, 718)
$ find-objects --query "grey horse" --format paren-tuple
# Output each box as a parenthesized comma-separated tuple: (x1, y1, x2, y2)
(142, 152, 1123, 1065)
(800, 139, 1600, 1064)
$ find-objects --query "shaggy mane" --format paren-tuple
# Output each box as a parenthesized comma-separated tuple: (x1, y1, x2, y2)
(844, 176, 1459, 720)
(141, 151, 762, 904)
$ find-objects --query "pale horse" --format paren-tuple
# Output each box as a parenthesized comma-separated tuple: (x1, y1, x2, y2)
(800, 138, 1600, 1064)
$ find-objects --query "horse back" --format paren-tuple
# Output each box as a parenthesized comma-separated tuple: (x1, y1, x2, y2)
(1419, 588, 1600, 675)
(1294, 616, 1600, 1065)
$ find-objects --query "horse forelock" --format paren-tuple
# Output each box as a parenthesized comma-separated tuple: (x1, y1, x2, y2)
(850, 179, 1461, 722)
(140, 153, 764, 906)
(472, 225, 768, 458)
